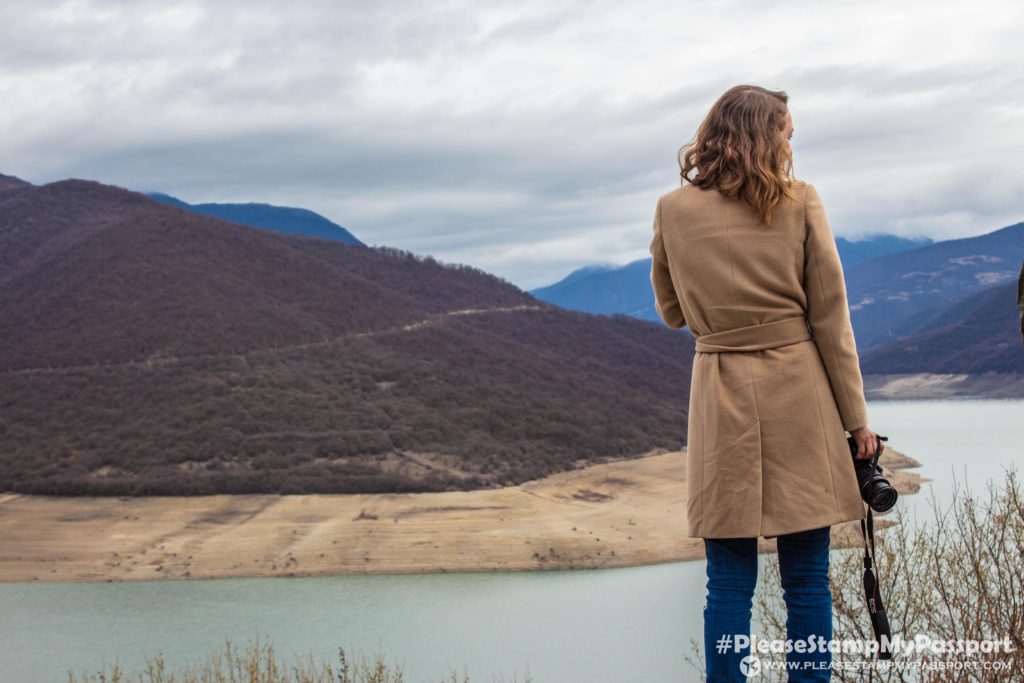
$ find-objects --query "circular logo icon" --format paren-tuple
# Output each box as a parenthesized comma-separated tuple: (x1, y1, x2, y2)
(739, 654, 762, 677)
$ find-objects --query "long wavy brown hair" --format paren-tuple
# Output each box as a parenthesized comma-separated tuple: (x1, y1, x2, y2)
(678, 84, 799, 225)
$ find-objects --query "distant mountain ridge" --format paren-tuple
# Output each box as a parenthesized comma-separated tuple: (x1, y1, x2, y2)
(531, 234, 935, 325)
(147, 192, 363, 245)
(843, 221, 1024, 349)
(833, 234, 936, 268)
(860, 279, 1022, 375)
(529, 217, 1023, 384)
(0, 174, 695, 497)
(531, 259, 655, 318)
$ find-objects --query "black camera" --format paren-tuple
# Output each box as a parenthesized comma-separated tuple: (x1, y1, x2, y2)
(846, 434, 897, 512)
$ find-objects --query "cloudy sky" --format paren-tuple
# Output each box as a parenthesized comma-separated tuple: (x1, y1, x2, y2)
(2, 0, 1022, 289)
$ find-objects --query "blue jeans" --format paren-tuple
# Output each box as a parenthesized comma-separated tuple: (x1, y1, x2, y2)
(703, 525, 833, 682)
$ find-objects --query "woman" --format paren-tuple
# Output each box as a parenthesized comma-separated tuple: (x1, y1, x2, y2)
(648, 84, 880, 682)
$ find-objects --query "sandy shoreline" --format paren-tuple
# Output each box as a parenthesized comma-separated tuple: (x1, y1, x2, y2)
(0, 448, 927, 584)
(863, 372, 1024, 399)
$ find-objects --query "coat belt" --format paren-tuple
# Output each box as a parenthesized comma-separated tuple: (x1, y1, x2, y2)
(694, 315, 813, 353)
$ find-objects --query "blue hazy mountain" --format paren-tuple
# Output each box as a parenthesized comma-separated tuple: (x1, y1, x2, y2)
(859, 278, 1022, 375)
(833, 234, 935, 268)
(148, 193, 363, 245)
(530, 234, 935, 328)
(530, 260, 656, 318)
(843, 221, 1023, 349)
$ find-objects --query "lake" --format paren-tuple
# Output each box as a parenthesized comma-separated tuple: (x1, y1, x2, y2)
(1, 399, 1020, 683)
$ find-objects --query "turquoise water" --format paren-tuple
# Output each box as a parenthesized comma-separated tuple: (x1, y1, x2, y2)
(867, 398, 1021, 520)
(1, 399, 1020, 683)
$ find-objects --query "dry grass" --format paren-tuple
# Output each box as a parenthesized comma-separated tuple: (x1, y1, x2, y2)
(65, 633, 533, 683)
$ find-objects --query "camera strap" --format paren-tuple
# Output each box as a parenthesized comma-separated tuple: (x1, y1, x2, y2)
(861, 490, 894, 658)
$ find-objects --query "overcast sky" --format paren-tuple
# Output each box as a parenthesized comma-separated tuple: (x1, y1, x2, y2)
(2, 0, 1022, 289)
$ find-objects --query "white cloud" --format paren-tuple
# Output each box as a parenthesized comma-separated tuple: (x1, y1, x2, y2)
(1, 0, 1022, 289)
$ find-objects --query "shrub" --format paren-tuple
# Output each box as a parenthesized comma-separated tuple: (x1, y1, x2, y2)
(683, 467, 1023, 681)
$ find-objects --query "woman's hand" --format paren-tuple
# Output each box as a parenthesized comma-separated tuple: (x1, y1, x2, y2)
(849, 425, 879, 460)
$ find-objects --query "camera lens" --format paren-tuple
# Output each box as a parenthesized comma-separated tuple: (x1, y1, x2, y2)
(848, 435, 898, 513)
(870, 485, 897, 512)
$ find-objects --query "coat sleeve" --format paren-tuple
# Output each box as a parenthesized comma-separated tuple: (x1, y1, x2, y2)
(802, 183, 869, 432)
(649, 196, 687, 330)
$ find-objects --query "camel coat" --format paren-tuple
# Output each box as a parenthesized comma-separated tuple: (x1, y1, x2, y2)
(649, 179, 868, 540)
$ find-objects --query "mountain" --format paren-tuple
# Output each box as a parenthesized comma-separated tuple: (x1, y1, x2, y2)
(530, 259, 656, 319)
(530, 234, 934, 325)
(0, 177, 694, 497)
(859, 280, 1023, 374)
(147, 192, 363, 245)
(0, 172, 29, 194)
(844, 222, 1024, 349)
(833, 234, 935, 267)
